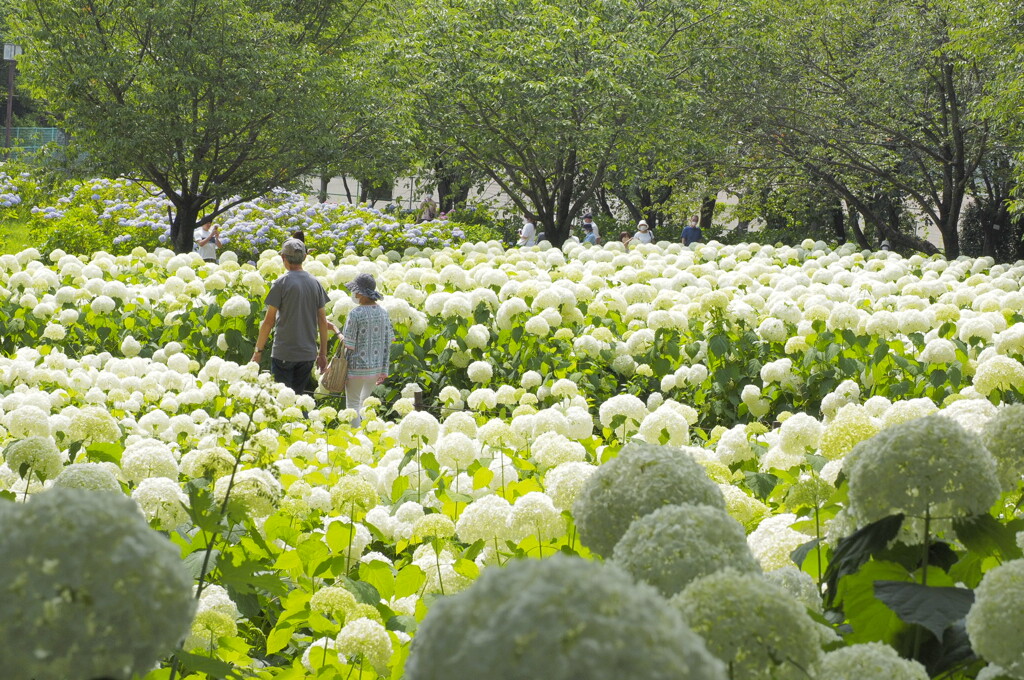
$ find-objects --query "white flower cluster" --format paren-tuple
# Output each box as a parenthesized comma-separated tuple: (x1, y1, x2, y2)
(0, 488, 195, 680)
(673, 569, 829, 680)
(405, 555, 726, 680)
(814, 642, 929, 680)
(573, 442, 725, 557)
(967, 559, 1024, 680)
(611, 503, 760, 596)
(844, 415, 1000, 524)
(981, 404, 1024, 491)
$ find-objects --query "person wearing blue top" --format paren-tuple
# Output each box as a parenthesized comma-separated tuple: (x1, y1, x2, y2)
(681, 215, 704, 246)
(342, 273, 395, 425)
(582, 223, 598, 244)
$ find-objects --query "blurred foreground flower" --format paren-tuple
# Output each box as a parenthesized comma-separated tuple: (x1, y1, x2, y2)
(0, 487, 195, 680)
(404, 555, 725, 680)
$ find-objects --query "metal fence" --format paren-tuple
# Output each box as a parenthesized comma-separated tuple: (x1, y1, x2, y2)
(8, 127, 67, 151)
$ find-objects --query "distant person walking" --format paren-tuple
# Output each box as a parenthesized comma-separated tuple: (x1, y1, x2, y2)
(419, 196, 439, 222)
(582, 213, 600, 244)
(582, 223, 597, 244)
(681, 215, 704, 246)
(194, 217, 221, 263)
(632, 220, 654, 244)
(342, 273, 394, 426)
(517, 214, 537, 247)
(250, 238, 331, 395)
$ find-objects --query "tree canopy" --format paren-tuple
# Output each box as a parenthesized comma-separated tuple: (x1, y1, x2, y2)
(8, 0, 1024, 257)
(399, 0, 725, 245)
(11, 0, 395, 252)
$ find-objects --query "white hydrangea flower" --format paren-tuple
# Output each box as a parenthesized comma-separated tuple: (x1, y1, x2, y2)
(920, 337, 957, 364)
(531, 431, 586, 469)
(466, 360, 493, 384)
(455, 494, 513, 544)
(0, 488, 195, 680)
(524, 315, 550, 336)
(778, 413, 822, 455)
(747, 513, 811, 572)
(3, 436, 66, 481)
(967, 559, 1024, 680)
(220, 295, 251, 318)
(818, 404, 880, 461)
(715, 424, 754, 465)
(981, 405, 1024, 492)
(844, 415, 999, 525)
(507, 491, 565, 542)
(132, 477, 190, 529)
(120, 438, 179, 483)
(638, 404, 691, 447)
(672, 569, 826, 680)
(213, 467, 281, 517)
(574, 442, 725, 557)
(404, 556, 726, 680)
(397, 411, 440, 447)
(612, 503, 760, 597)
(521, 370, 543, 389)
(435, 431, 481, 469)
(53, 462, 121, 492)
(598, 393, 648, 432)
(465, 324, 490, 349)
(974, 355, 1024, 396)
(940, 397, 998, 433)
(814, 642, 928, 680)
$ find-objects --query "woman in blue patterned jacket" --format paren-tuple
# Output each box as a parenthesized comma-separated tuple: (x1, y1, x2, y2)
(342, 273, 394, 425)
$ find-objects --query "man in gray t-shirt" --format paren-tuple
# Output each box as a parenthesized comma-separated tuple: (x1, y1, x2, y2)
(250, 238, 331, 394)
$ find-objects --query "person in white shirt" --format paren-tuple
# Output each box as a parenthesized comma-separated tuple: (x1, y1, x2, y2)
(194, 218, 221, 262)
(517, 215, 537, 247)
(632, 219, 654, 244)
(582, 212, 599, 243)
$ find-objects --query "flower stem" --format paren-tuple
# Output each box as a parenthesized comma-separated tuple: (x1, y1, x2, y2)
(21, 466, 31, 503)
(912, 508, 932, 660)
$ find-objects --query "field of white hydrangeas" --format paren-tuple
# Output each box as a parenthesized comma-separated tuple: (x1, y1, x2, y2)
(3, 233, 1024, 680)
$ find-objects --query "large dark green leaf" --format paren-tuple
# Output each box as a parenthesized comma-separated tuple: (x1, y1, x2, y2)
(790, 538, 820, 569)
(709, 333, 730, 358)
(824, 513, 904, 608)
(874, 581, 974, 640)
(743, 471, 779, 501)
(174, 650, 238, 678)
(917, 620, 980, 677)
(953, 514, 1024, 561)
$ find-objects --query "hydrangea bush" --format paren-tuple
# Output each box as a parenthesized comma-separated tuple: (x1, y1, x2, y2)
(404, 556, 727, 680)
(26, 178, 481, 259)
(0, 227, 1023, 678)
(0, 488, 195, 680)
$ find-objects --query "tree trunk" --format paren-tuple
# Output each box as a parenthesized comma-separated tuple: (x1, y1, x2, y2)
(169, 202, 203, 254)
(597, 187, 614, 219)
(318, 174, 330, 203)
(846, 205, 870, 249)
(830, 204, 846, 245)
(937, 184, 964, 259)
(434, 159, 472, 212)
(699, 195, 716, 232)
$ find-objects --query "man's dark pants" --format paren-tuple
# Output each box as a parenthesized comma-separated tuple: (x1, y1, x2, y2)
(271, 358, 315, 394)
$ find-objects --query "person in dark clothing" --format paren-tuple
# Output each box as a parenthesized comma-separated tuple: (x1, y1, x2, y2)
(681, 215, 704, 246)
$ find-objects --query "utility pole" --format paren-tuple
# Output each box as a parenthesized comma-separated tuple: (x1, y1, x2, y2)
(3, 44, 22, 155)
